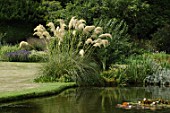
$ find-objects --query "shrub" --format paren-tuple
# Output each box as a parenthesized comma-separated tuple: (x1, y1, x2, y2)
(144, 52, 170, 69)
(94, 18, 132, 69)
(19, 41, 32, 50)
(28, 50, 48, 62)
(5, 50, 31, 62)
(26, 38, 47, 51)
(0, 45, 19, 61)
(101, 55, 162, 86)
(33, 17, 111, 86)
(124, 55, 160, 85)
(144, 69, 170, 86)
(100, 64, 127, 86)
(0, 32, 6, 45)
(0, 21, 34, 44)
(152, 25, 170, 53)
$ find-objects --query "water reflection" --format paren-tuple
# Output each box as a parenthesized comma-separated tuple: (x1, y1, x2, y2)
(1, 87, 170, 113)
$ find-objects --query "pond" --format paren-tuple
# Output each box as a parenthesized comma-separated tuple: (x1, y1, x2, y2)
(1, 87, 170, 113)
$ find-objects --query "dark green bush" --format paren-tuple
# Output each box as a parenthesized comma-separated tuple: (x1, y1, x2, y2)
(0, 0, 43, 44)
(101, 55, 162, 86)
(0, 21, 34, 44)
(27, 38, 47, 51)
(152, 25, 170, 53)
(28, 51, 48, 62)
(0, 0, 42, 22)
(94, 19, 132, 70)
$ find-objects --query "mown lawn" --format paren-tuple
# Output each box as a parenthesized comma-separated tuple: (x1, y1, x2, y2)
(0, 62, 76, 103)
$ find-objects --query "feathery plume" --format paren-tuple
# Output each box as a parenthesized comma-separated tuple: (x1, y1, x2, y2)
(83, 26, 95, 34)
(79, 49, 85, 57)
(94, 27, 103, 35)
(43, 31, 51, 40)
(57, 19, 66, 30)
(75, 19, 86, 30)
(19, 41, 29, 49)
(77, 23, 85, 31)
(77, 19, 86, 24)
(101, 39, 109, 47)
(99, 33, 112, 39)
(93, 38, 102, 43)
(91, 34, 97, 39)
(93, 43, 102, 48)
(72, 30, 77, 36)
(34, 24, 46, 32)
(85, 38, 93, 45)
(47, 22, 55, 33)
(69, 16, 77, 29)
(33, 32, 44, 39)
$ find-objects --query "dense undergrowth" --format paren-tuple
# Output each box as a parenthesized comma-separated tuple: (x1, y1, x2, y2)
(0, 0, 170, 86)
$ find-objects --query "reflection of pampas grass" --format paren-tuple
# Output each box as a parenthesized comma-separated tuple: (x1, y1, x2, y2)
(99, 33, 112, 39)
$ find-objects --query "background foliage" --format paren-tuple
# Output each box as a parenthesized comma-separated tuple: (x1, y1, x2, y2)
(1, 0, 170, 53)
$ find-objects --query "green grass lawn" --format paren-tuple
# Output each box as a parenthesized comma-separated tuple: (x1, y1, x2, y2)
(0, 62, 76, 103)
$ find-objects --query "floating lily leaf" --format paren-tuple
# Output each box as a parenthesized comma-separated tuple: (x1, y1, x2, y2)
(116, 98, 170, 110)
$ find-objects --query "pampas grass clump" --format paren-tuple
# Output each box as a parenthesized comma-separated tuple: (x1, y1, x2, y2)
(34, 16, 112, 86)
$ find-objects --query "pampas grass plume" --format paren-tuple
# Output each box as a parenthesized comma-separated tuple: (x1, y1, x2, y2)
(85, 38, 93, 45)
(79, 49, 85, 57)
(94, 27, 103, 35)
(93, 38, 102, 43)
(33, 32, 44, 39)
(19, 41, 29, 49)
(77, 23, 85, 30)
(34, 24, 46, 32)
(43, 31, 51, 40)
(47, 22, 55, 33)
(83, 26, 95, 34)
(99, 33, 112, 39)
(93, 43, 101, 48)
(69, 16, 77, 29)
(101, 39, 109, 47)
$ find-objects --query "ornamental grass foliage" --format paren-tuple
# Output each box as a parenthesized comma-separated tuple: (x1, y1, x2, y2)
(34, 17, 112, 86)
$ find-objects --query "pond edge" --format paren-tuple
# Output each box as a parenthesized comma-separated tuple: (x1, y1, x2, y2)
(0, 82, 77, 103)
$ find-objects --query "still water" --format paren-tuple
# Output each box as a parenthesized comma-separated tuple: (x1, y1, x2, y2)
(1, 87, 170, 113)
